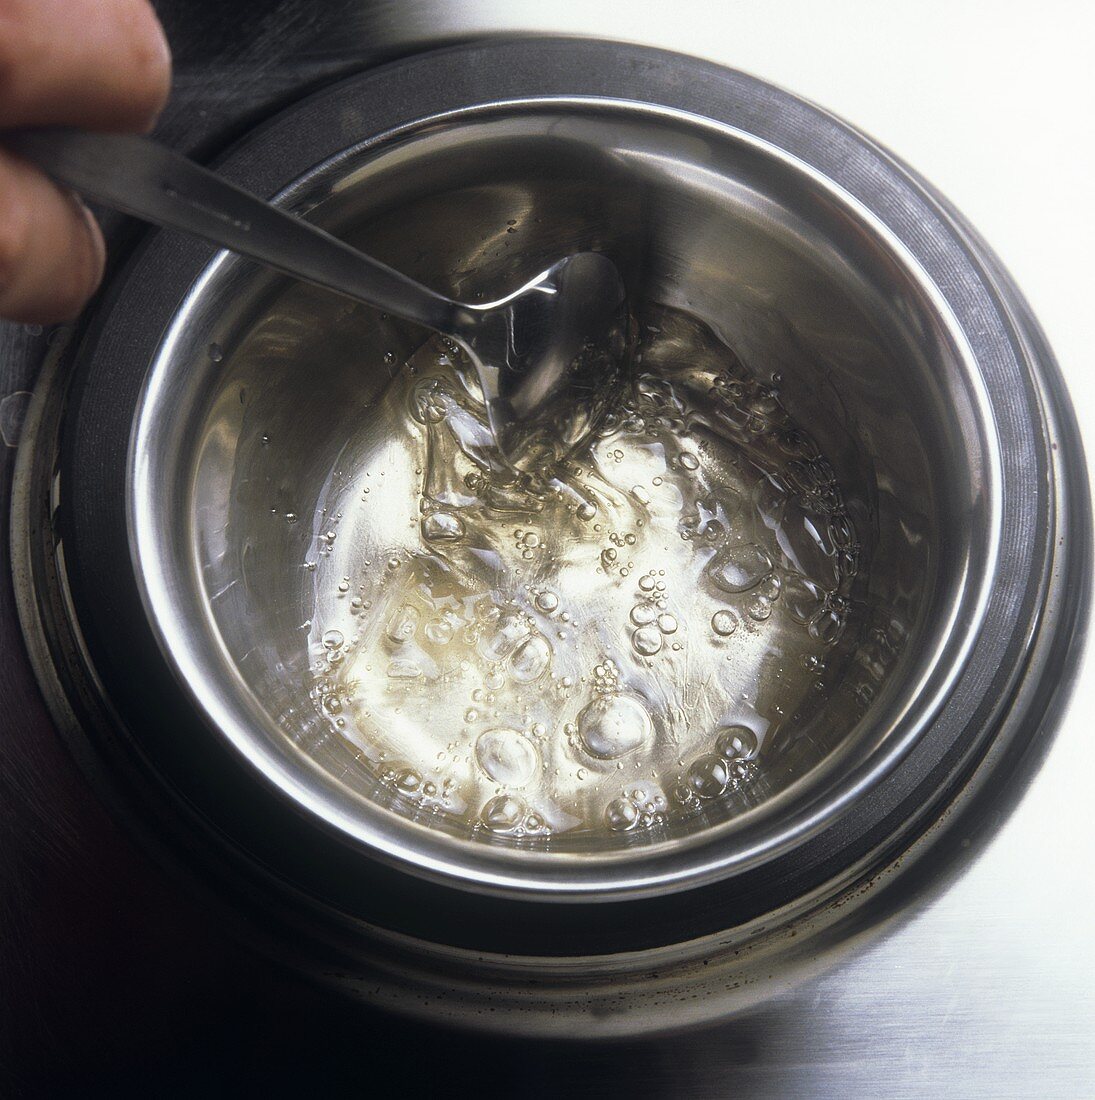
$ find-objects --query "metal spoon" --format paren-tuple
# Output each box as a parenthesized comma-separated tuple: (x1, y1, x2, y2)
(9, 127, 629, 469)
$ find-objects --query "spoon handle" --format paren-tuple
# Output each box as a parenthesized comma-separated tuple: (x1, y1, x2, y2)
(8, 127, 458, 331)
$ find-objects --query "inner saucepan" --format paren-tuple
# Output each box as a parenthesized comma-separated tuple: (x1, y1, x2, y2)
(130, 103, 997, 896)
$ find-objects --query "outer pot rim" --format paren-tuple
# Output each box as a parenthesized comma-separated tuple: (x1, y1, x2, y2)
(128, 94, 1002, 901)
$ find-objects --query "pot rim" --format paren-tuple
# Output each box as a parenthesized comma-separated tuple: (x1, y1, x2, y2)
(129, 94, 1001, 900)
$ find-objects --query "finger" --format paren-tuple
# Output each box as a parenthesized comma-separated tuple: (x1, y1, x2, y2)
(0, 0, 171, 132)
(0, 148, 105, 323)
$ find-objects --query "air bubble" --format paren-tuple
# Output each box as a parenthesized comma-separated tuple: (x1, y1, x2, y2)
(578, 693, 653, 759)
(707, 543, 772, 593)
(387, 659, 423, 679)
(715, 725, 759, 760)
(481, 794, 526, 833)
(395, 768, 421, 794)
(510, 634, 552, 683)
(629, 602, 655, 629)
(534, 590, 559, 613)
(688, 754, 730, 799)
(475, 729, 539, 786)
(605, 797, 640, 832)
(711, 609, 738, 637)
(747, 595, 772, 621)
(632, 624, 663, 656)
(809, 609, 845, 645)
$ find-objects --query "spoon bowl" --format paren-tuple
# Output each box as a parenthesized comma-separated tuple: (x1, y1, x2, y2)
(462, 250, 630, 469)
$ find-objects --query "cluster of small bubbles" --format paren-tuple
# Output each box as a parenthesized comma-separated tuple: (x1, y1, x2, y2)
(591, 657, 620, 693)
(514, 528, 542, 559)
(410, 378, 449, 425)
(304, 309, 871, 846)
(672, 781, 696, 806)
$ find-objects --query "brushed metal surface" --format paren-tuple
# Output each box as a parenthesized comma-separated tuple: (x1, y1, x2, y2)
(1, 1, 1092, 1094)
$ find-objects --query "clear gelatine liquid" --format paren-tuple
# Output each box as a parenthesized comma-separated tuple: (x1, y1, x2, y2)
(306, 306, 861, 841)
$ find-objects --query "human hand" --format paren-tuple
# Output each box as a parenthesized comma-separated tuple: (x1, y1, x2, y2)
(0, 0, 170, 323)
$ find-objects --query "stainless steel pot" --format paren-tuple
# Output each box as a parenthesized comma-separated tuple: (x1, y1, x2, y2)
(13, 39, 1087, 1036)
